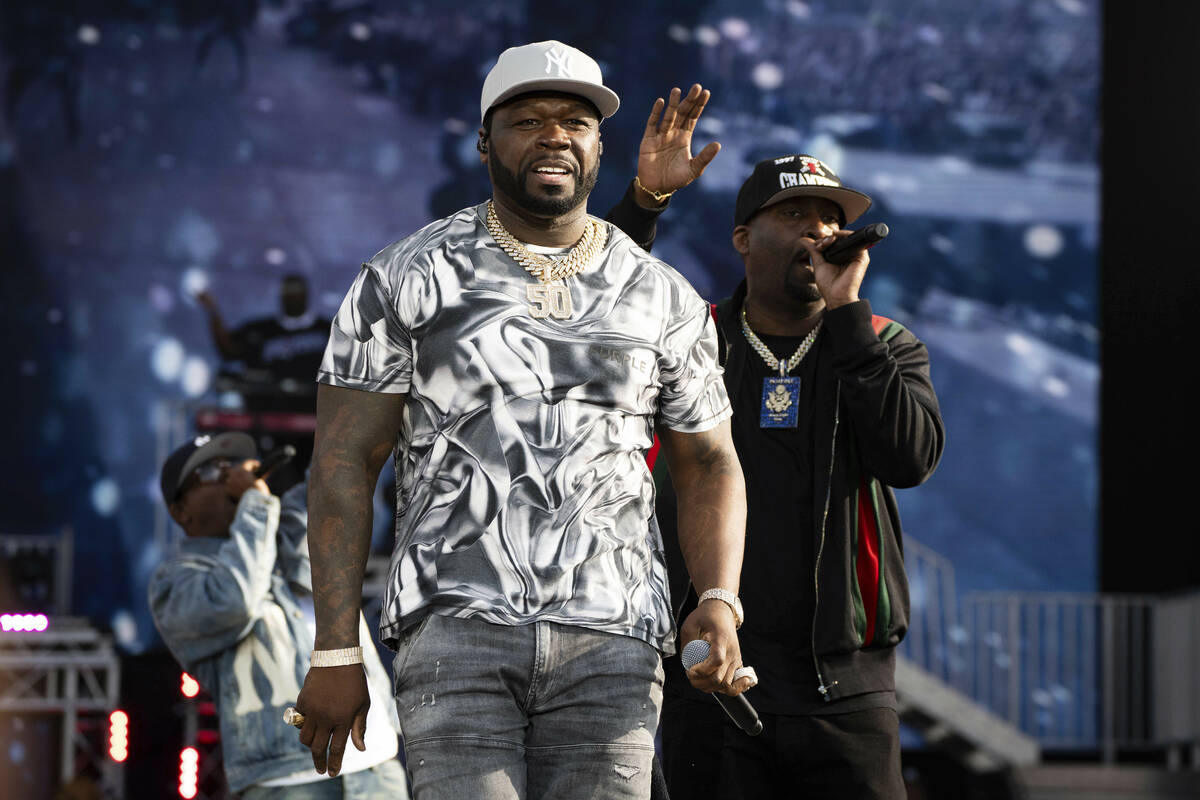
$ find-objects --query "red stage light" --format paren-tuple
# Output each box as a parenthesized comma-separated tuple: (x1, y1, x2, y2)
(108, 710, 129, 762)
(180, 672, 200, 698)
(179, 747, 199, 798)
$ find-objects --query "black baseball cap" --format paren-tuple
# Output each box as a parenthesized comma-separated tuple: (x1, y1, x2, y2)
(159, 432, 257, 505)
(734, 154, 872, 227)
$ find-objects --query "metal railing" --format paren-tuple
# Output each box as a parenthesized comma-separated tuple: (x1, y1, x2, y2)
(898, 535, 967, 691)
(964, 593, 1135, 753)
(0, 617, 124, 796)
(900, 533, 1200, 759)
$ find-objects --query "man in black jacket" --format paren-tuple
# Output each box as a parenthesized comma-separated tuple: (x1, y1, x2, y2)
(608, 125, 945, 797)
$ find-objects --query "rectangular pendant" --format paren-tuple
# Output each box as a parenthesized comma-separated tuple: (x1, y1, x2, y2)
(760, 377, 801, 428)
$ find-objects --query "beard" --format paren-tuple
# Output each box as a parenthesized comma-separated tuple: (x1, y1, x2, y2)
(784, 270, 823, 304)
(778, 257, 824, 306)
(488, 155, 599, 217)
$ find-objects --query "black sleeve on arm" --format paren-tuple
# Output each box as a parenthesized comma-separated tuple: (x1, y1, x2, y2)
(824, 300, 945, 488)
(604, 179, 669, 252)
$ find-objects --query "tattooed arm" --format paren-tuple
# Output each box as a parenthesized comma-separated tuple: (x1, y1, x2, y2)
(655, 420, 751, 697)
(295, 384, 406, 777)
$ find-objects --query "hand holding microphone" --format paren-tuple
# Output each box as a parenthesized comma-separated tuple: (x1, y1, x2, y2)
(681, 639, 763, 736)
(802, 222, 890, 309)
(222, 445, 297, 500)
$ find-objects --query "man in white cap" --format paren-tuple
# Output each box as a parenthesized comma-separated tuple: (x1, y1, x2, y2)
(293, 41, 752, 799)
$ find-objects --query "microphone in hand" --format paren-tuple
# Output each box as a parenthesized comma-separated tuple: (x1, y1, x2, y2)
(681, 639, 763, 736)
(820, 222, 889, 265)
(254, 445, 297, 479)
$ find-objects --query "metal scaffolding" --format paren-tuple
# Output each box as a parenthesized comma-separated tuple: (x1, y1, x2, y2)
(0, 616, 124, 797)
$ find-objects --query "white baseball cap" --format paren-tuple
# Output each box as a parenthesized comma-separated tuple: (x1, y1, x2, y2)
(480, 40, 620, 122)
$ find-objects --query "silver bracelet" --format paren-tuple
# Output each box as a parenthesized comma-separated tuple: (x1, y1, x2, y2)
(309, 646, 363, 667)
(698, 588, 744, 629)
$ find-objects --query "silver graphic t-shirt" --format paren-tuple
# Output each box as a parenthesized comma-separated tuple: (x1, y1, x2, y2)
(318, 203, 732, 654)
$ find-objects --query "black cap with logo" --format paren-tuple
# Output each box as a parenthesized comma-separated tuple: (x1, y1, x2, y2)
(159, 432, 258, 505)
(734, 154, 872, 228)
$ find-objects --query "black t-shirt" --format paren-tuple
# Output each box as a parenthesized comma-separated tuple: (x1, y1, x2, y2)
(666, 328, 895, 715)
(730, 330, 824, 713)
(232, 316, 330, 382)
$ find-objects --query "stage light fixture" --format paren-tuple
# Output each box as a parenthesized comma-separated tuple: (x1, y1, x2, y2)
(0, 613, 50, 632)
(108, 710, 129, 762)
(180, 672, 200, 698)
(179, 747, 199, 798)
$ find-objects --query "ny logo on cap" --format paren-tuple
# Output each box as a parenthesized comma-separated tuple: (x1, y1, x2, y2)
(193, 434, 212, 447)
(544, 44, 575, 77)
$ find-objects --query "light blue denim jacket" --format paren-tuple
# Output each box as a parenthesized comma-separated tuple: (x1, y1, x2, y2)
(148, 483, 398, 793)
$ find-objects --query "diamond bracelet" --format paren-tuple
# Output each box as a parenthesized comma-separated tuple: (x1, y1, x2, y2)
(309, 646, 363, 668)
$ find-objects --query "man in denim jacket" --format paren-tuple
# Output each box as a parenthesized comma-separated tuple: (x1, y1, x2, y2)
(149, 432, 410, 798)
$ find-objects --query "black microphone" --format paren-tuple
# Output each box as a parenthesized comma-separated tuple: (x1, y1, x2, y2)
(820, 222, 889, 265)
(681, 639, 763, 736)
(254, 445, 297, 478)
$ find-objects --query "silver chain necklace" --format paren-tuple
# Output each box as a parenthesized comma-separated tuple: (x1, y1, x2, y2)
(740, 307, 822, 376)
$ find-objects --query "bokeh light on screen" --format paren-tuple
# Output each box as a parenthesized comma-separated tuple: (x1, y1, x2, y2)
(151, 338, 186, 383)
(752, 62, 784, 91)
(110, 609, 139, 649)
(181, 357, 212, 398)
(90, 478, 121, 517)
(1025, 224, 1065, 259)
(180, 267, 210, 300)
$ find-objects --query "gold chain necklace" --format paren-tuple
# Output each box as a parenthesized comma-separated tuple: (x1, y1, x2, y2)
(740, 307, 821, 377)
(485, 201, 607, 283)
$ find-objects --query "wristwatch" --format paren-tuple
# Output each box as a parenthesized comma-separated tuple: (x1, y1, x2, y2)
(698, 588, 744, 629)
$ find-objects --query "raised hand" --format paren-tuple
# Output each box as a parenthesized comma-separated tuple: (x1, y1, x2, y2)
(636, 84, 721, 204)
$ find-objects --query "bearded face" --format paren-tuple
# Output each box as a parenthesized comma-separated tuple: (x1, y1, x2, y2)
(482, 94, 602, 219)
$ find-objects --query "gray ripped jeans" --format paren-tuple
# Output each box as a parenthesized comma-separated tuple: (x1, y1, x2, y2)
(393, 613, 663, 800)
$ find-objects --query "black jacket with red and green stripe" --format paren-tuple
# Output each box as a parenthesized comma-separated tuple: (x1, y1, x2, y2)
(652, 281, 945, 702)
